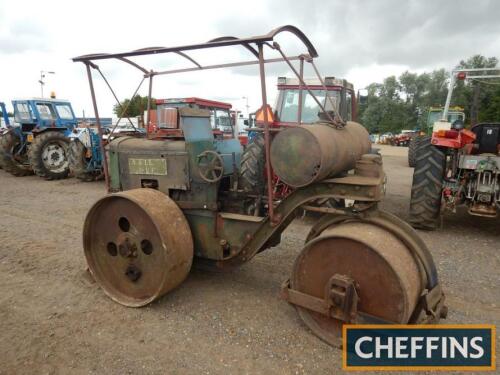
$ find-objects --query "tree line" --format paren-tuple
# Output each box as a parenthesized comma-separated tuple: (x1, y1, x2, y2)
(358, 55, 500, 134)
(113, 95, 156, 118)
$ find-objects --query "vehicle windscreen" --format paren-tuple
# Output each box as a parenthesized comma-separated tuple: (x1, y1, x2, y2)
(214, 109, 232, 132)
(15, 103, 32, 122)
(448, 112, 465, 123)
(36, 103, 56, 120)
(428, 110, 465, 124)
(279, 89, 339, 123)
(55, 104, 75, 120)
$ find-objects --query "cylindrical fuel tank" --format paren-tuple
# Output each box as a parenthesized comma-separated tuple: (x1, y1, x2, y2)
(270, 121, 371, 187)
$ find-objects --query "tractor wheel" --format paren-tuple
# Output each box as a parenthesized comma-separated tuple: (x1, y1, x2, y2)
(83, 188, 193, 307)
(0, 132, 3, 169)
(68, 140, 100, 182)
(0, 130, 33, 176)
(290, 212, 427, 347)
(407, 136, 420, 167)
(28, 131, 70, 180)
(409, 136, 445, 230)
(0, 131, 3, 169)
(240, 133, 265, 194)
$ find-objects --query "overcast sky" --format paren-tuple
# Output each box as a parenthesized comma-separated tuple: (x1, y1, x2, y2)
(1, 0, 499, 117)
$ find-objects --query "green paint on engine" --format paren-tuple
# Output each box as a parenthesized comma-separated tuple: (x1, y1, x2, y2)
(108, 150, 121, 191)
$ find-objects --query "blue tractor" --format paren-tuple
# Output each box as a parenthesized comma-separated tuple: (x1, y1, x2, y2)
(68, 119, 141, 181)
(0, 98, 78, 179)
(0, 102, 10, 169)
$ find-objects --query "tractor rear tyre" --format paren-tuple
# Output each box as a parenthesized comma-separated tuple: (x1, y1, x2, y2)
(0, 132, 3, 170)
(409, 136, 445, 230)
(0, 132, 3, 169)
(28, 131, 70, 180)
(408, 136, 420, 167)
(240, 133, 265, 194)
(0, 130, 33, 176)
(68, 140, 99, 182)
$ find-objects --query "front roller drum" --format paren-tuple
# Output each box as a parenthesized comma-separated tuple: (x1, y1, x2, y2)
(83, 188, 193, 307)
(285, 217, 443, 347)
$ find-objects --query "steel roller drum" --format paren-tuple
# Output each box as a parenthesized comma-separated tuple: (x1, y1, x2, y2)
(291, 220, 423, 346)
(83, 188, 193, 307)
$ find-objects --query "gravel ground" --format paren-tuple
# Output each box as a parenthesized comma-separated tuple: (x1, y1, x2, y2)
(0, 145, 498, 374)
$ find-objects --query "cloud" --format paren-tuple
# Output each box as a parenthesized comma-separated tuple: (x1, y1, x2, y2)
(0, 0, 498, 116)
(0, 18, 48, 54)
(214, 0, 500, 75)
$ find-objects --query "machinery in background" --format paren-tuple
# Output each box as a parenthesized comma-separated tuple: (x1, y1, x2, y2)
(273, 76, 357, 124)
(240, 76, 357, 200)
(152, 97, 235, 139)
(0, 102, 11, 169)
(0, 97, 78, 179)
(68, 119, 144, 181)
(0, 102, 9, 128)
(409, 68, 500, 229)
(408, 106, 465, 167)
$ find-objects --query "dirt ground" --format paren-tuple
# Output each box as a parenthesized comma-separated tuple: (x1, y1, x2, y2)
(0, 145, 498, 374)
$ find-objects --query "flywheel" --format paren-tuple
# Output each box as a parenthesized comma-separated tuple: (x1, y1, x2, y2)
(83, 188, 193, 307)
(290, 218, 425, 347)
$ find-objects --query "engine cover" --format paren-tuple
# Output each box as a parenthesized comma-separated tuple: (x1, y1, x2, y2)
(108, 137, 189, 193)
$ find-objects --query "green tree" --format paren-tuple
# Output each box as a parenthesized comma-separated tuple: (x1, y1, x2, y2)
(455, 55, 499, 124)
(113, 95, 156, 118)
(358, 55, 500, 133)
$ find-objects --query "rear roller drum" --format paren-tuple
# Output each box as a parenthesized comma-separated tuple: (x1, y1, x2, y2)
(83, 188, 194, 307)
(286, 211, 445, 347)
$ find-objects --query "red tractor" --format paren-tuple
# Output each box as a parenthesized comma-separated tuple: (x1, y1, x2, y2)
(409, 68, 500, 229)
(148, 97, 236, 140)
(241, 76, 358, 201)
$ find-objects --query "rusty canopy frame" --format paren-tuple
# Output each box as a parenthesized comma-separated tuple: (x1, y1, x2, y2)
(73, 25, 342, 223)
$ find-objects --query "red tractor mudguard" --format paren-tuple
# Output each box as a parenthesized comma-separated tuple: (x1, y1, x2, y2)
(431, 129, 476, 149)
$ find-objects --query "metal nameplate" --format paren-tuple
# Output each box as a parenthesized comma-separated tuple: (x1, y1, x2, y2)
(128, 158, 167, 175)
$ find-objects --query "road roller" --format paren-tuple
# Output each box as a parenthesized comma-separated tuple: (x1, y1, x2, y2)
(82, 107, 447, 347)
(74, 26, 446, 347)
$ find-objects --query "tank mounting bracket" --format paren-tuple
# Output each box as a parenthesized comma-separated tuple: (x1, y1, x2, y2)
(281, 277, 393, 324)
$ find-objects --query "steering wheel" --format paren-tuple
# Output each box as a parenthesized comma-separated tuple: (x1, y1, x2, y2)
(197, 150, 224, 183)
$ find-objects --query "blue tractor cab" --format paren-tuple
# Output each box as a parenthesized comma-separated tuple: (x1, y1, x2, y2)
(0, 98, 78, 178)
(12, 99, 77, 130)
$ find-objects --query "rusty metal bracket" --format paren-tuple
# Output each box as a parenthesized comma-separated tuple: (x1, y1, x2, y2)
(410, 284, 448, 324)
(281, 274, 359, 322)
(281, 279, 331, 316)
(281, 277, 394, 324)
(326, 274, 359, 322)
